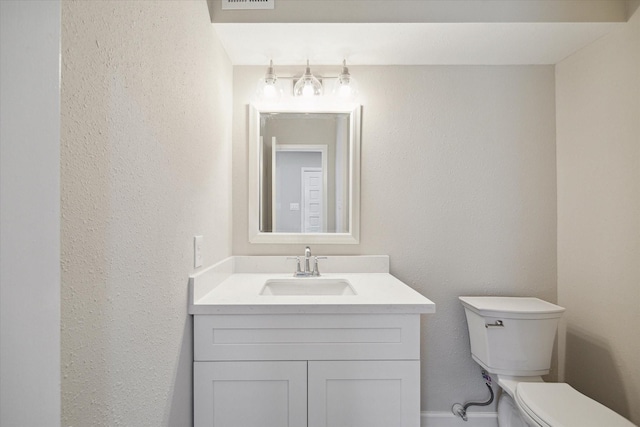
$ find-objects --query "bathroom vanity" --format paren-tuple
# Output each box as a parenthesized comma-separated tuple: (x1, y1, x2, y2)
(189, 256, 435, 427)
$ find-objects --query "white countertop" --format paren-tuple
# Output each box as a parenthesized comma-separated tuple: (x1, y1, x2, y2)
(189, 256, 436, 315)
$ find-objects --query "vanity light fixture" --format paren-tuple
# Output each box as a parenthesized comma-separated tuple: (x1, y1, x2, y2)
(332, 59, 358, 100)
(256, 60, 283, 102)
(293, 60, 323, 97)
(257, 59, 358, 101)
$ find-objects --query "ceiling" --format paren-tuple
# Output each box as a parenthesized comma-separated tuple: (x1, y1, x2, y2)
(213, 22, 622, 66)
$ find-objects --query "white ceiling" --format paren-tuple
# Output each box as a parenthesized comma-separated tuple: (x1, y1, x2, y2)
(213, 22, 622, 66)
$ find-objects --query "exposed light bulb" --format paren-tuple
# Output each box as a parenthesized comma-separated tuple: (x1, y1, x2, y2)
(337, 84, 353, 98)
(263, 83, 277, 98)
(302, 82, 315, 97)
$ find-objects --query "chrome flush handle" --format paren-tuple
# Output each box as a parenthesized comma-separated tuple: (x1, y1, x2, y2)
(485, 320, 504, 328)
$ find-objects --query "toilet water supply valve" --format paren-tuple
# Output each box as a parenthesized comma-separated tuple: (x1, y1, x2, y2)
(452, 370, 495, 422)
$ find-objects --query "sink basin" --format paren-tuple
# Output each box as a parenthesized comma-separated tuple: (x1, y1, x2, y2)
(260, 278, 356, 296)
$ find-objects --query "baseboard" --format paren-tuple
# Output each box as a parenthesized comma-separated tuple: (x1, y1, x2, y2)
(421, 411, 498, 427)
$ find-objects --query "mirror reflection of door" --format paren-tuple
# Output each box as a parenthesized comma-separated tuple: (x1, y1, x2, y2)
(273, 145, 327, 233)
(301, 167, 323, 232)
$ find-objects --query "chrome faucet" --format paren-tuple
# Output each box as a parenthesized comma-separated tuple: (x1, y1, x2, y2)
(287, 246, 325, 277)
(304, 246, 312, 275)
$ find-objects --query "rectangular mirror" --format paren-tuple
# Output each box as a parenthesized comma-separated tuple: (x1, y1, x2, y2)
(248, 104, 361, 244)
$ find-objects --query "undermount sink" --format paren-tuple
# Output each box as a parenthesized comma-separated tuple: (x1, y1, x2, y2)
(260, 278, 357, 296)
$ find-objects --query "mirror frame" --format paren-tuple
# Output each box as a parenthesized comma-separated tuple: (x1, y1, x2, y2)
(248, 103, 361, 244)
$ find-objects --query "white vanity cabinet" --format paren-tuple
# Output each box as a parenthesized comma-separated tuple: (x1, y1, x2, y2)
(193, 313, 422, 427)
(194, 360, 307, 426)
(307, 360, 420, 427)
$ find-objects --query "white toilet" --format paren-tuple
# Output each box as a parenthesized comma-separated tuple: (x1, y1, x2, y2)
(459, 296, 636, 427)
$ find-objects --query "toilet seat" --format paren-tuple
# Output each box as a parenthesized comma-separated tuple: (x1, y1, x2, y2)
(515, 382, 635, 427)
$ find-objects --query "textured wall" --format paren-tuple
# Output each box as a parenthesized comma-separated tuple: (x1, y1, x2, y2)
(556, 7, 640, 424)
(233, 65, 557, 412)
(61, 1, 232, 425)
(1, 1, 61, 425)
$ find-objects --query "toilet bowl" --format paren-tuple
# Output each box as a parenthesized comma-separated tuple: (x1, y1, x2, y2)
(459, 296, 636, 427)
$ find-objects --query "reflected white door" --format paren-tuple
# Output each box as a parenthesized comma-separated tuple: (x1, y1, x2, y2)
(302, 167, 324, 233)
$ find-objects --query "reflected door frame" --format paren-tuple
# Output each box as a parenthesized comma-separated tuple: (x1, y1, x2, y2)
(272, 144, 328, 233)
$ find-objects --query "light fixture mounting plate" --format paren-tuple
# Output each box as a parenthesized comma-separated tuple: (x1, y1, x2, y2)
(222, 0, 274, 10)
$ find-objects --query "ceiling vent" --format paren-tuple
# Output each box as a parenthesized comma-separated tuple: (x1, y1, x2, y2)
(222, 0, 274, 10)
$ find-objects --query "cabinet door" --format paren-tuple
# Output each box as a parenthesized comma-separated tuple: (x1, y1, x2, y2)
(194, 361, 307, 427)
(308, 360, 420, 427)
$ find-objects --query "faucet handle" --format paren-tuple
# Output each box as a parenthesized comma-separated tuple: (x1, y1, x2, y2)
(312, 256, 327, 276)
(286, 256, 302, 276)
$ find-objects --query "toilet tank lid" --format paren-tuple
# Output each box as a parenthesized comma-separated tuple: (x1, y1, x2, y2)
(459, 296, 565, 319)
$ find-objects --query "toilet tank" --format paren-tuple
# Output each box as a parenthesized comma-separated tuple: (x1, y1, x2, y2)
(459, 297, 565, 376)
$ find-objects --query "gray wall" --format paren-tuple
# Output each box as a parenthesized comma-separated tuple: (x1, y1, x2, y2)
(0, 1, 61, 425)
(233, 65, 558, 413)
(60, 1, 233, 425)
(556, 5, 640, 424)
